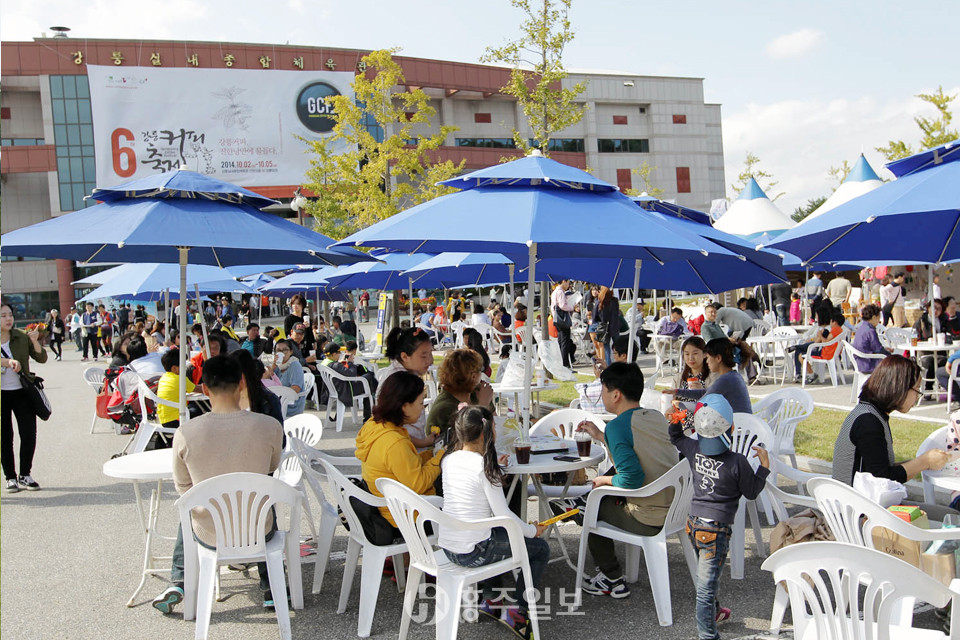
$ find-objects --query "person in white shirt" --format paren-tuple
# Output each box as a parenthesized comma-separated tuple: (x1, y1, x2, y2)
(933, 273, 942, 301)
(440, 405, 548, 637)
(551, 279, 575, 368)
(470, 303, 491, 327)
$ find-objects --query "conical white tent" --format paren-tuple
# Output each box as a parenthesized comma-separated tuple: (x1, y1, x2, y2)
(802, 154, 884, 223)
(713, 177, 795, 240)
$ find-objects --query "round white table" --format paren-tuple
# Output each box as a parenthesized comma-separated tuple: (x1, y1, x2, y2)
(894, 341, 960, 403)
(924, 471, 960, 493)
(103, 449, 175, 607)
(747, 333, 802, 384)
(502, 440, 605, 571)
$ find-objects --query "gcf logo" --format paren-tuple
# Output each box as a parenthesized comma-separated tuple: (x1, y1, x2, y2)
(295, 81, 339, 134)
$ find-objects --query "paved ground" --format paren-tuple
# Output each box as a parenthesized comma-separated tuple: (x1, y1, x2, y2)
(0, 328, 946, 639)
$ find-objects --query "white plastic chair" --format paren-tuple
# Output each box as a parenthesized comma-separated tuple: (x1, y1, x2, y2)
(177, 472, 303, 640)
(881, 326, 915, 351)
(449, 320, 466, 348)
(377, 477, 541, 640)
(752, 388, 814, 468)
(418, 321, 443, 349)
(318, 458, 415, 638)
(753, 318, 772, 336)
(473, 322, 496, 353)
(763, 541, 960, 640)
(268, 386, 299, 422)
(288, 438, 348, 594)
(801, 329, 849, 387)
(299, 365, 319, 407)
(127, 377, 180, 455)
(574, 460, 697, 625)
(316, 366, 374, 433)
(946, 365, 960, 412)
(843, 341, 887, 403)
(917, 426, 951, 503)
(83, 367, 108, 434)
(275, 414, 325, 540)
(530, 409, 609, 492)
(728, 413, 774, 580)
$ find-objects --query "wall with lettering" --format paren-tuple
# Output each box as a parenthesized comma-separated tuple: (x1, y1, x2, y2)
(87, 65, 354, 188)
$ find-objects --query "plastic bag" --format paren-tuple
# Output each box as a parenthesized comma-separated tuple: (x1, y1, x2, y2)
(853, 471, 908, 508)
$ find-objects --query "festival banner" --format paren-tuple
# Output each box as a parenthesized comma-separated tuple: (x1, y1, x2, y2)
(87, 65, 355, 188)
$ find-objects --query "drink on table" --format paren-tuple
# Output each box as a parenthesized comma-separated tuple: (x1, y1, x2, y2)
(574, 429, 592, 457)
(515, 439, 531, 464)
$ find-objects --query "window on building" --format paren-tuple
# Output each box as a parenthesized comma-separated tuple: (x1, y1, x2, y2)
(527, 138, 585, 153)
(1, 138, 46, 146)
(0, 107, 10, 119)
(597, 139, 649, 153)
(616, 168, 632, 192)
(638, 106, 647, 115)
(474, 113, 492, 123)
(612, 115, 628, 125)
(0, 291, 62, 323)
(50, 75, 96, 212)
(455, 138, 517, 148)
(357, 101, 384, 144)
(673, 114, 687, 124)
(676, 166, 691, 193)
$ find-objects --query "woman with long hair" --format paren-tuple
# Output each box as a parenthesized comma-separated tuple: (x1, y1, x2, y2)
(673, 336, 710, 391)
(592, 286, 621, 365)
(229, 349, 283, 424)
(439, 405, 549, 638)
(1, 302, 47, 492)
(676, 338, 752, 414)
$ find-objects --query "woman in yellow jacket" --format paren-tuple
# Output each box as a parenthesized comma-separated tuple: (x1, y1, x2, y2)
(355, 371, 442, 544)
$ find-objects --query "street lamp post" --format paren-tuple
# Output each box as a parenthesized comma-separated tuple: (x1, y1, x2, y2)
(290, 188, 308, 227)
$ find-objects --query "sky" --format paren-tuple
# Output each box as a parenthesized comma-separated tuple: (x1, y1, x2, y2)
(2, 0, 958, 215)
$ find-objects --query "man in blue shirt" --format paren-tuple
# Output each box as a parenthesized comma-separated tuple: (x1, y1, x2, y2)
(551, 363, 678, 598)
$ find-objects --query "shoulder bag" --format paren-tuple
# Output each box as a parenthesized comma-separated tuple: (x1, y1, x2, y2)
(2, 346, 51, 421)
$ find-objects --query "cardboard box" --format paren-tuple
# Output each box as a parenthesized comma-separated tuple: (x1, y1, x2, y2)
(871, 526, 957, 586)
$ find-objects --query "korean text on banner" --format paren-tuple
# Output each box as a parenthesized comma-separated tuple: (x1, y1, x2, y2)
(87, 65, 355, 188)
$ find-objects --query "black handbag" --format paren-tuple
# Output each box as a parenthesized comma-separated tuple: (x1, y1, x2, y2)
(553, 306, 572, 330)
(20, 373, 52, 421)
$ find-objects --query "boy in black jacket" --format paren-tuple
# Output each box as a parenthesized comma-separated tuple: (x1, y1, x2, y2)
(669, 394, 769, 640)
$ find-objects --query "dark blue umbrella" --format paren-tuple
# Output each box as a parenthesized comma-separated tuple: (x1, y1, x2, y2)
(1, 169, 370, 424)
(259, 267, 349, 300)
(767, 140, 960, 265)
(399, 253, 516, 289)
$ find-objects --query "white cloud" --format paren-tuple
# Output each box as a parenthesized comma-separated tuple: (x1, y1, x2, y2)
(765, 29, 824, 59)
(721, 86, 960, 217)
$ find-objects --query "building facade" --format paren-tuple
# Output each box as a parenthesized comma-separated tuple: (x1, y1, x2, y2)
(0, 37, 724, 320)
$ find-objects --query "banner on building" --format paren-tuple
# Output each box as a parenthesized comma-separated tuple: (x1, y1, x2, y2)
(87, 65, 355, 188)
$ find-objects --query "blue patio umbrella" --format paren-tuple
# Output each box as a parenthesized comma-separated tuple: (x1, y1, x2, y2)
(241, 273, 277, 290)
(259, 267, 350, 308)
(76, 263, 257, 299)
(322, 252, 436, 322)
(767, 140, 960, 265)
(1, 168, 370, 424)
(336, 152, 749, 432)
(399, 253, 516, 290)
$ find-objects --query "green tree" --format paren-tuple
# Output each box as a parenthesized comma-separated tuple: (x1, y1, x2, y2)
(877, 85, 958, 161)
(302, 49, 464, 239)
(481, 0, 587, 155)
(624, 161, 664, 198)
(792, 196, 827, 223)
(730, 151, 784, 201)
(827, 160, 852, 192)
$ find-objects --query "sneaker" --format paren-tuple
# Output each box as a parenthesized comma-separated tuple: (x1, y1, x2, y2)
(18, 475, 40, 490)
(478, 598, 505, 622)
(152, 586, 184, 614)
(716, 606, 732, 623)
(581, 570, 630, 598)
(81, 357, 89, 362)
(500, 607, 534, 640)
(5, 478, 20, 493)
(263, 590, 291, 609)
(548, 496, 586, 526)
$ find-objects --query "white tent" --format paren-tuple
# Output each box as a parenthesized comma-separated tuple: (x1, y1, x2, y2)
(713, 177, 795, 240)
(802, 154, 883, 223)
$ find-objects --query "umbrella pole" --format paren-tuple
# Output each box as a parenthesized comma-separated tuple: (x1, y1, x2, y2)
(197, 284, 210, 359)
(628, 260, 642, 362)
(653, 290, 658, 320)
(509, 263, 515, 309)
(178, 249, 189, 425)
(930, 265, 937, 333)
(164, 288, 170, 336)
(768, 284, 774, 325)
(804, 267, 810, 324)
(316, 287, 321, 333)
(522, 243, 537, 437)
(409, 278, 415, 326)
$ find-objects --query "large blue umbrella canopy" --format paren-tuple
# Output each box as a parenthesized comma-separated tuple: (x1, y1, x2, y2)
(73, 263, 257, 300)
(1, 169, 370, 425)
(241, 273, 277, 289)
(322, 252, 436, 291)
(259, 267, 349, 301)
(400, 253, 516, 289)
(767, 140, 960, 265)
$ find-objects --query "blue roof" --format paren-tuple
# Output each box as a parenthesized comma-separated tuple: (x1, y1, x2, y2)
(737, 177, 769, 201)
(89, 168, 279, 209)
(439, 153, 616, 192)
(845, 155, 882, 183)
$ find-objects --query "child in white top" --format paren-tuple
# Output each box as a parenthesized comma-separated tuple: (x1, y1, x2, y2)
(439, 406, 548, 640)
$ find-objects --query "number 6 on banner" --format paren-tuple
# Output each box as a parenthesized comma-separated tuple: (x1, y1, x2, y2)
(111, 128, 136, 178)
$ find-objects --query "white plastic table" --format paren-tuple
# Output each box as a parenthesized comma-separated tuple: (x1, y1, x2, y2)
(502, 441, 605, 570)
(747, 333, 802, 384)
(103, 449, 175, 607)
(924, 471, 960, 493)
(894, 341, 960, 402)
